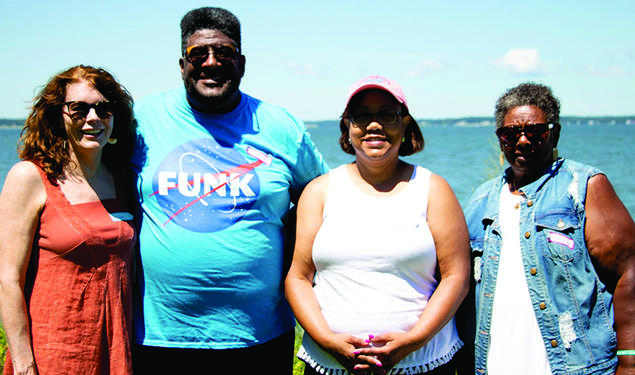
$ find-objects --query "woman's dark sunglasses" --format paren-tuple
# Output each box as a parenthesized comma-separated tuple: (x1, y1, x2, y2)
(184, 44, 240, 65)
(64, 100, 113, 121)
(496, 123, 554, 148)
(349, 110, 402, 130)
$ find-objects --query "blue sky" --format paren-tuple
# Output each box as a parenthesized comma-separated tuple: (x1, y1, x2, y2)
(1, 0, 633, 121)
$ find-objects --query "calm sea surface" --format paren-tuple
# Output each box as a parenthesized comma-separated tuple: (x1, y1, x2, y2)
(0, 120, 633, 216)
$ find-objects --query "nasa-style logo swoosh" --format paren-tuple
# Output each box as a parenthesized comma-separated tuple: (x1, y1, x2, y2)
(151, 138, 269, 233)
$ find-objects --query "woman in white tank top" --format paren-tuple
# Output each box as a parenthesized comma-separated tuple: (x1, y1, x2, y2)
(285, 76, 470, 375)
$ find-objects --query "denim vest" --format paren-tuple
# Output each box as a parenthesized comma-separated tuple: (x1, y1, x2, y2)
(464, 158, 617, 375)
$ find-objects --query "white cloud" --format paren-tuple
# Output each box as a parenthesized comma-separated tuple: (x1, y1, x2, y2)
(287, 62, 318, 76)
(584, 65, 627, 76)
(407, 59, 444, 76)
(492, 48, 544, 74)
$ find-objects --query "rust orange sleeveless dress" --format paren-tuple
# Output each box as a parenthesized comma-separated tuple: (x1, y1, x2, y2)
(4, 165, 136, 375)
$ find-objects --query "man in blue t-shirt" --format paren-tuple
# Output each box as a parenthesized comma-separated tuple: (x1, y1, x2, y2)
(131, 7, 328, 373)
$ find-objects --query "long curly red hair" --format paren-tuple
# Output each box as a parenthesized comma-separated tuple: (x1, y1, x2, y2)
(19, 65, 135, 182)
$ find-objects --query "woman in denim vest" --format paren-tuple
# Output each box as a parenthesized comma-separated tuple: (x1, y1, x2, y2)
(462, 83, 634, 374)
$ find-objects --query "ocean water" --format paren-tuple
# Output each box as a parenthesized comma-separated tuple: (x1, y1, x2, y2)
(0, 120, 633, 216)
(306, 119, 635, 216)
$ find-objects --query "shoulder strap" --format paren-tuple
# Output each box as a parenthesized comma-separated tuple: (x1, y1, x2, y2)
(405, 166, 431, 216)
(29, 162, 64, 201)
(322, 165, 352, 218)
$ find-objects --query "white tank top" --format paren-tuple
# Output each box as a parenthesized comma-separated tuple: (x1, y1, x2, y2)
(298, 164, 463, 374)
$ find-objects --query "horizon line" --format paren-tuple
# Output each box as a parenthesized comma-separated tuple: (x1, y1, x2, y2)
(1, 114, 634, 125)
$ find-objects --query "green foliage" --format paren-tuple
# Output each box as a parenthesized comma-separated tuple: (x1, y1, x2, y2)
(294, 326, 305, 375)
(1, 326, 7, 371)
(484, 138, 506, 182)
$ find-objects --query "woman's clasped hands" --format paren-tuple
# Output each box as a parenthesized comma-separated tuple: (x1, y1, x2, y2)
(325, 332, 421, 375)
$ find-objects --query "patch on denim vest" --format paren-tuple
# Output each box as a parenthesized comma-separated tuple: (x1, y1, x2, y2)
(548, 232, 575, 250)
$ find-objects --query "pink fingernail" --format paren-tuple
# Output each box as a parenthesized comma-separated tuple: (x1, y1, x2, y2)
(369, 334, 375, 340)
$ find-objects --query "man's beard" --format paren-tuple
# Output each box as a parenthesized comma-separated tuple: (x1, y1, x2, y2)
(184, 77, 241, 112)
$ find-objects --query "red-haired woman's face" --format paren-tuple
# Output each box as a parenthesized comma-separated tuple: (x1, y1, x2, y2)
(62, 80, 114, 157)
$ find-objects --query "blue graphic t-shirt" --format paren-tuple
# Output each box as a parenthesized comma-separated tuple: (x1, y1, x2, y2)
(131, 88, 328, 348)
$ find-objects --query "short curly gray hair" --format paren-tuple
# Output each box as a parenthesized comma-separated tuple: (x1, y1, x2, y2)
(494, 82, 560, 128)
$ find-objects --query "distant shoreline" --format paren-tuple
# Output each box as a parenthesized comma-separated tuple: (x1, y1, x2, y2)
(2, 116, 634, 129)
(305, 116, 635, 128)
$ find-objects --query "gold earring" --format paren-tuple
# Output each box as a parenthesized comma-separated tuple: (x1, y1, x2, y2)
(553, 147, 558, 160)
(499, 152, 505, 166)
(107, 138, 118, 145)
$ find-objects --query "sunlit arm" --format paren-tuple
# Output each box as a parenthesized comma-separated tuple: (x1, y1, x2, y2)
(584, 174, 635, 375)
(357, 174, 471, 370)
(0, 162, 46, 375)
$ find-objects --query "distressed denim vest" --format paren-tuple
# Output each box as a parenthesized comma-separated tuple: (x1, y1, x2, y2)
(464, 158, 617, 375)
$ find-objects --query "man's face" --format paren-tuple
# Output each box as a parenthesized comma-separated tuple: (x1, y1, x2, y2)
(180, 29, 245, 113)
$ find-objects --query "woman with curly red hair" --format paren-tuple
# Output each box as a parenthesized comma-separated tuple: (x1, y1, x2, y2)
(0, 65, 137, 374)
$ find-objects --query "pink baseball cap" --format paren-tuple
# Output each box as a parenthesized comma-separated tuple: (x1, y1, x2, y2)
(345, 75, 409, 110)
